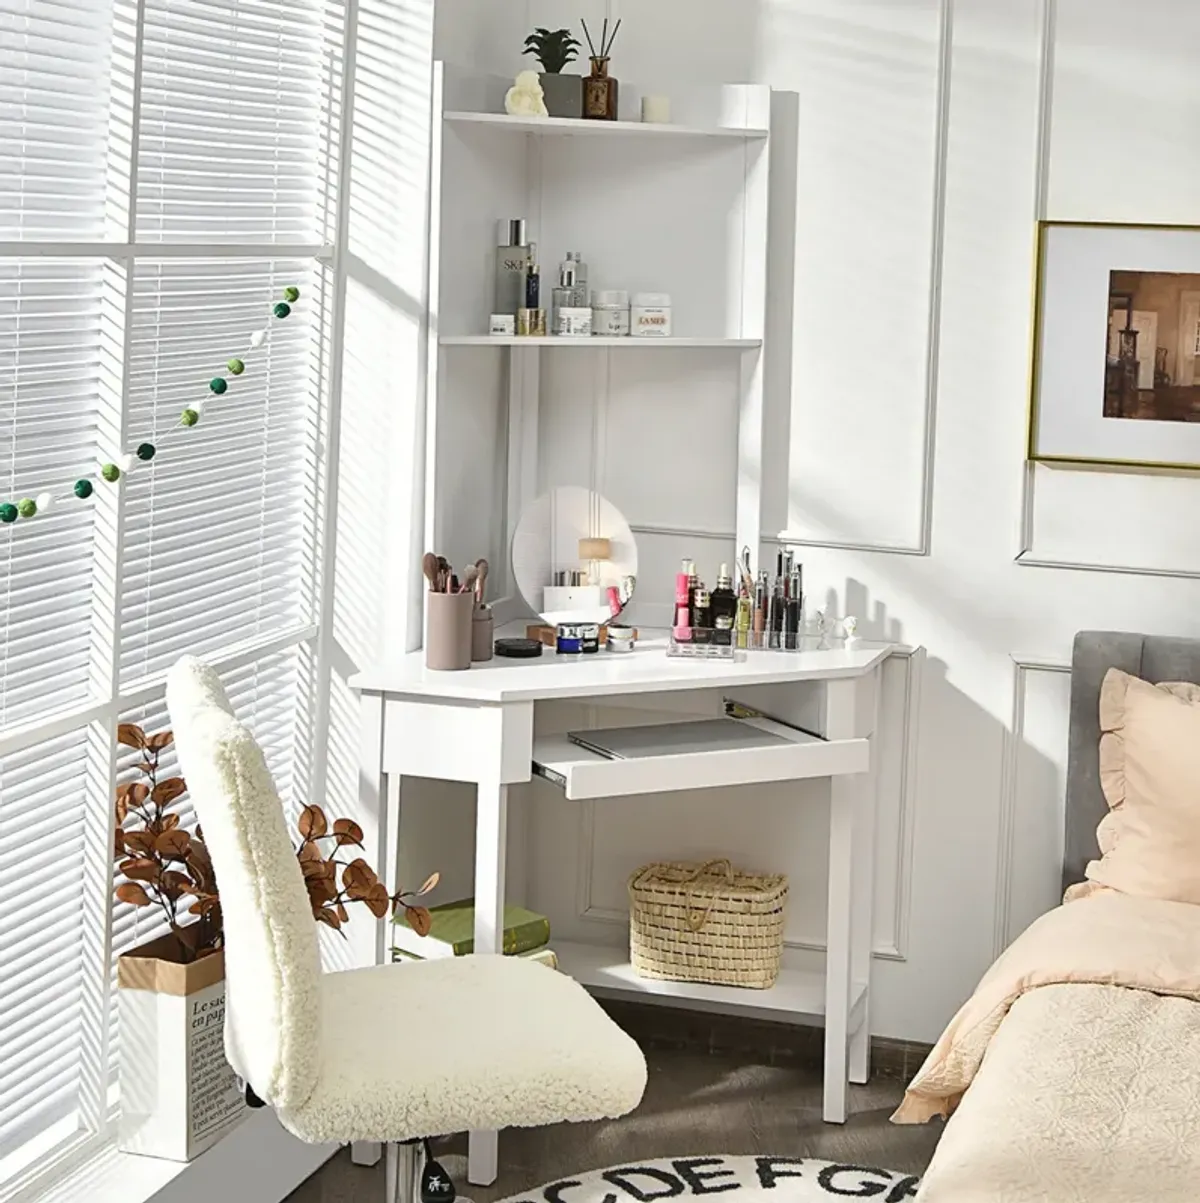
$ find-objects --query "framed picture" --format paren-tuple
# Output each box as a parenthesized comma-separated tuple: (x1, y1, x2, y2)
(1028, 220, 1200, 468)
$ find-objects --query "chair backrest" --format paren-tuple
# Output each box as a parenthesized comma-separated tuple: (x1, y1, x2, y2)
(167, 656, 321, 1111)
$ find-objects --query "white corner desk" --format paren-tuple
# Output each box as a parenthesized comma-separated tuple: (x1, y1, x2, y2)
(350, 633, 892, 1185)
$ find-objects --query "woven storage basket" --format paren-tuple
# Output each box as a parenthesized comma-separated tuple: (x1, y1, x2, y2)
(628, 859, 788, 989)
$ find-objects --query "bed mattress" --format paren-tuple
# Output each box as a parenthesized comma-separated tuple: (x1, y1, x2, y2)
(915, 980, 1200, 1203)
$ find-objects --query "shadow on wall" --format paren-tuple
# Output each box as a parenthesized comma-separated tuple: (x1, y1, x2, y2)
(828, 578, 1064, 989)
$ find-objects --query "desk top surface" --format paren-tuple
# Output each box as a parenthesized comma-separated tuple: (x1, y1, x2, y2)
(349, 632, 894, 703)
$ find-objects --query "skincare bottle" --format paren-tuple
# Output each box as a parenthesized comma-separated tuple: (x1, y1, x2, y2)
(495, 219, 532, 316)
(692, 589, 712, 644)
(552, 257, 577, 329)
(673, 558, 694, 642)
(711, 564, 737, 628)
(525, 249, 541, 310)
(753, 570, 768, 649)
(567, 251, 589, 307)
(735, 586, 752, 650)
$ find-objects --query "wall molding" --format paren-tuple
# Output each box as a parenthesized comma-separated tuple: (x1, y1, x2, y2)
(781, 0, 952, 559)
(993, 653, 1070, 959)
(575, 649, 922, 965)
(1011, 0, 1200, 580)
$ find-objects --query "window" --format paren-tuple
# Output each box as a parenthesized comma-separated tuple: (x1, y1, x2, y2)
(0, 0, 348, 1192)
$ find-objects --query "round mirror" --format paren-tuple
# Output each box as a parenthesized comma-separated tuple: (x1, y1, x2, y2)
(511, 487, 638, 626)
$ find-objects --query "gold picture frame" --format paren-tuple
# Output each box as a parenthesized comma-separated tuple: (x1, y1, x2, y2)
(1027, 219, 1200, 472)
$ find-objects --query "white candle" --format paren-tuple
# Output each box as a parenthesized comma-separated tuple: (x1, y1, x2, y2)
(641, 95, 671, 124)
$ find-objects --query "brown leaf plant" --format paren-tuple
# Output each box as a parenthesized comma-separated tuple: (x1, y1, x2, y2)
(113, 723, 438, 961)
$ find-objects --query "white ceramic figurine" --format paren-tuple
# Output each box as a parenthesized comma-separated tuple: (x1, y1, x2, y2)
(505, 70, 549, 118)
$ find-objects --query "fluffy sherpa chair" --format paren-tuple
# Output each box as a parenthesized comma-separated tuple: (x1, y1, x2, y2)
(166, 656, 646, 1202)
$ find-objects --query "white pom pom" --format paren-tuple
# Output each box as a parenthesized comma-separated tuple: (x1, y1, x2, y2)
(249, 329, 267, 350)
(35, 491, 54, 514)
(117, 452, 135, 474)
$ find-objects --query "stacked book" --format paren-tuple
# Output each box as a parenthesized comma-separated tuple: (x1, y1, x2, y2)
(392, 897, 556, 968)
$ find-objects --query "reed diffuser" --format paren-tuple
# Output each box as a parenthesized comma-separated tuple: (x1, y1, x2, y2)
(581, 17, 621, 120)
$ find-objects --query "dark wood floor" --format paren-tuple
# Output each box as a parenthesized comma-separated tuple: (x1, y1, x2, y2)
(287, 1042, 942, 1202)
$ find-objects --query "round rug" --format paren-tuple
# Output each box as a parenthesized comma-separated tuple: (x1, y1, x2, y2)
(495, 1156, 920, 1203)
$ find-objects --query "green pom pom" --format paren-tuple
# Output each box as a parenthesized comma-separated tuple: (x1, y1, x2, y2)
(0, 504, 17, 524)
(283, 286, 300, 303)
(209, 377, 228, 395)
(226, 358, 245, 376)
(17, 498, 36, 519)
(74, 479, 94, 499)
(180, 409, 200, 427)
(273, 302, 291, 319)
(101, 463, 121, 483)
(136, 442, 156, 462)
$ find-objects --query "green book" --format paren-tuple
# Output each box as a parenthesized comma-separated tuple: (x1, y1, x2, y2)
(391, 897, 550, 959)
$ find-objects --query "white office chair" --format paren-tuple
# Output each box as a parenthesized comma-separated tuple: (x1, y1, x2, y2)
(166, 657, 647, 1201)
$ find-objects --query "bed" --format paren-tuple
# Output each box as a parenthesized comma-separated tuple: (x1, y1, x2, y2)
(899, 632, 1200, 1203)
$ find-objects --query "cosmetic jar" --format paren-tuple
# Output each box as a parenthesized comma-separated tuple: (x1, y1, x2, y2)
(489, 313, 515, 336)
(554, 307, 593, 337)
(556, 624, 583, 655)
(580, 623, 601, 654)
(631, 293, 672, 338)
(607, 624, 636, 653)
(517, 307, 546, 337)
(592, 290, 630, 337)
(495, 637, 543, 659)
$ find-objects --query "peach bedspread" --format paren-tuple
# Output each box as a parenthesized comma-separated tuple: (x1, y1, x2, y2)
(893, 890, 1200, 1123)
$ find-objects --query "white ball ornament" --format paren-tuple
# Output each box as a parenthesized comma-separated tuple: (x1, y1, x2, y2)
(35, 491, 54, 514)
(249, 329, 267, 350)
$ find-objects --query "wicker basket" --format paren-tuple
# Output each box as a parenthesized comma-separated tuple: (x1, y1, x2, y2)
(628, 859, 788, 989)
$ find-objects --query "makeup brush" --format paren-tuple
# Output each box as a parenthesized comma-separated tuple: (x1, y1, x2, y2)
(437, 555, 451, 593)
(423, 552, 439, 591)
(474, 558, 489, 606)
(459, 564, 478, 597)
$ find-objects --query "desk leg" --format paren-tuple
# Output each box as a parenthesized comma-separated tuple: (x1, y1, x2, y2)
(823, 678, 858, 1124)
(468, 778, 508, 1186)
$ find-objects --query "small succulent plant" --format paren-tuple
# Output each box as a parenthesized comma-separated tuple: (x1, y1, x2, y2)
(523, 27, 580, 74)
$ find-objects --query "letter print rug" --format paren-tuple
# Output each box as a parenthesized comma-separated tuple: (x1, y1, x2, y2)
(494, 1155, 920, 1203)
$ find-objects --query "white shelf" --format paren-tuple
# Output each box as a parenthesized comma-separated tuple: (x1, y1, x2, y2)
(532, 721, 869, 801)
(556, 939, 869, 1027)
(444, 111, 768, 140)
(440, 335, 762, 349)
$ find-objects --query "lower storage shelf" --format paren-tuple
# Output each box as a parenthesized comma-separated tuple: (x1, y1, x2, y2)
(555, 939, 868, 1028)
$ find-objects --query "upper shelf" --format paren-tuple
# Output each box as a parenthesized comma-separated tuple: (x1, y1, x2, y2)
(443, 111, 769, 140)
(440, 336, 762, 349)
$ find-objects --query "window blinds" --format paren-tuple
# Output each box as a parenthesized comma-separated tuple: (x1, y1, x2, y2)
(0, 0, 342, 1187)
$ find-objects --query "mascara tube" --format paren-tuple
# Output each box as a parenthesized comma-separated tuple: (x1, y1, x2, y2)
(769, 578, 784, 649)
(785, 567, 802, 651)
(753, 570, 768, 649)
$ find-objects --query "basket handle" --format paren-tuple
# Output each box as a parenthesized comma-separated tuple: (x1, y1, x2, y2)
(683, 858, 734, 933)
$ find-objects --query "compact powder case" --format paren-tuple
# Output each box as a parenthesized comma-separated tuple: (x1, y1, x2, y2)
(494, 637, 543, 659)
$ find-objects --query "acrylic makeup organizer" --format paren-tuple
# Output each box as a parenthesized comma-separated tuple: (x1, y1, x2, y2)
(422, 63, 772, 618)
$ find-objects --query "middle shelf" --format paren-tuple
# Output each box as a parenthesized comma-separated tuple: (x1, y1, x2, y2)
(440, 335, 763, 348)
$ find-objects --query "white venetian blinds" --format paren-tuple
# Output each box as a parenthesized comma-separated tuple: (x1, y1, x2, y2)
(0, 0, 343, 1186)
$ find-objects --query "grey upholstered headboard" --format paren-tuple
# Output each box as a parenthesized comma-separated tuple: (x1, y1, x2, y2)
(1065, 631, 1200, 893)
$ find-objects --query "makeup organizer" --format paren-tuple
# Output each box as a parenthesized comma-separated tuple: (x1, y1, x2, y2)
(424, 63, 771, 630)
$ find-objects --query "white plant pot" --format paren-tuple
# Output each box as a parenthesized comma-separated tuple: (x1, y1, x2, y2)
(118, 932, 246, 1162)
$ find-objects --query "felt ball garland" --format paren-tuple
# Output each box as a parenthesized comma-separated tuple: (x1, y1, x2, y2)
(1, 288, 300, 525)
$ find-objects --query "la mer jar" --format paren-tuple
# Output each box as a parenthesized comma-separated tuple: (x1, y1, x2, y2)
(631, 293, 672, 337)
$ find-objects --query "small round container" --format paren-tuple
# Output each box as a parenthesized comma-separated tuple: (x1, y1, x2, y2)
(580, 623, 601, 654)
(607, 624, 636, 653)
(592, 290, 630, 337)
(631, 293, 672, 338)
(556, 623, 583, 655)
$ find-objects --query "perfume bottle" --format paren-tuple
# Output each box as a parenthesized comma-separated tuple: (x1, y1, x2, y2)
(710, 564, 737, 629)
(494, 219, 531, 316)
(735, 586, 752, 650)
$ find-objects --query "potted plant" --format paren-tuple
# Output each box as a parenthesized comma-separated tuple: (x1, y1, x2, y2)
(523, 27, 583, 119)
(114, 721, 435, 1161)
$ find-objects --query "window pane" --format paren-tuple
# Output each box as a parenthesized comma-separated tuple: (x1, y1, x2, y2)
(0, 729, 87, 1163)
(0, 260, 102, 726)
(136, 0, 330, 244)
(119, 258, 321, 685)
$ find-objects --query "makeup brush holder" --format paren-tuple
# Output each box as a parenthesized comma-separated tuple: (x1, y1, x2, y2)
(425, 591, 474, 671)
(471, 607, 495, 663)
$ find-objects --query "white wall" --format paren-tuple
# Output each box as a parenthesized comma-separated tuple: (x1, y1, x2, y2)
(427, 0, 1200, 1044)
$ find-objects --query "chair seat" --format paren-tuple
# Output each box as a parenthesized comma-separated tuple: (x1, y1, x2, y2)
(277, 954, 647, 1144)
